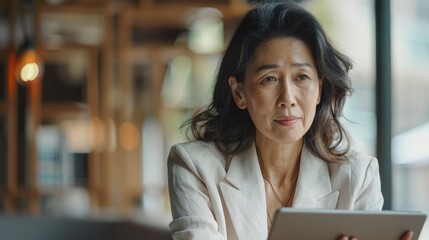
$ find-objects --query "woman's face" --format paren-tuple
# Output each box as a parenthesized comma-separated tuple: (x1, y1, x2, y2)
(229, 37, 322, 146)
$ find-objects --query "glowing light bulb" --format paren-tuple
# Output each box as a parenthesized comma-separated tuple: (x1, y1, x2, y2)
(20, 62, 39, 82)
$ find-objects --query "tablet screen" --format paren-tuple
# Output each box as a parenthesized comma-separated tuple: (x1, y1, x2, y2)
(268, 208, 427, 240)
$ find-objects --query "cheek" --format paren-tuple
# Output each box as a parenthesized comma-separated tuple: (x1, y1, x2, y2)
(246, 91, 274, 113)
(306, 84, 322, 105)
(305, 95, 319, 113)
(301, 88, 321, 118)
(244, 92, 273, 124)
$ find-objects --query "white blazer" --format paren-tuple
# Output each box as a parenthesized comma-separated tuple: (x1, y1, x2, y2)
(167, 141, 384, 240)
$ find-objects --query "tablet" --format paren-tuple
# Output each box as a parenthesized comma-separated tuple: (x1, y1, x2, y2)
(268, 208, 427, 240)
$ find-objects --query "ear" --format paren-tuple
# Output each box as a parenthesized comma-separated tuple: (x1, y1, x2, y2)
(228, 76, 247, 109)
(317, 77, 323, 104)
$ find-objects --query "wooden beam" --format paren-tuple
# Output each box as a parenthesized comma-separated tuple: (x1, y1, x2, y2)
(6, 0, 18, 213)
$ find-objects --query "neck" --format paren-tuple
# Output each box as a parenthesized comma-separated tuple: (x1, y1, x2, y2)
(255, 136, 303, 186)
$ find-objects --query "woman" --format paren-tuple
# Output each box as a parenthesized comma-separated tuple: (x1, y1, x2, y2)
(167, 1, 412, 240)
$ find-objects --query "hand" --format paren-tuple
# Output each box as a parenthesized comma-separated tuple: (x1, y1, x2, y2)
(338, 236, 357, 240)
(401, 231, 413, 240)
(338, 231, 414, 240)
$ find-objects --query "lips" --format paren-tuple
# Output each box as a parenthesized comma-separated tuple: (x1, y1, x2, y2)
(273, 116, 300, 126)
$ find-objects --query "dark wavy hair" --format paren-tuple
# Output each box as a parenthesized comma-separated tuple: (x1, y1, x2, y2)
(184, 1, 353, 162)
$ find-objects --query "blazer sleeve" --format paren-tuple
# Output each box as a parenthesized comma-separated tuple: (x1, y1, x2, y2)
(353, 157, 384, 210)
(167, 144, 226, 240)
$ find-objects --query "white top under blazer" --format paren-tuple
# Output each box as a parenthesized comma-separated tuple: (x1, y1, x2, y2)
(167, 141, 384, 240)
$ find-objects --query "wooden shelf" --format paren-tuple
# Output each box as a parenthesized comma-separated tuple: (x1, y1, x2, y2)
(126, 4, 247, 28)
(41, 103, 90, 120)
(2, 0, 249, 215)
(38, 3, 109, 14)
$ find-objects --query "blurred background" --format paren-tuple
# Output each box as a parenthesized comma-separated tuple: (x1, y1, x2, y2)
(0, 0, 428, 238)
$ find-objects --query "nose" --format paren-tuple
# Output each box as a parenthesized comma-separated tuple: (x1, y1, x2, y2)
(277, 80, 296, 108)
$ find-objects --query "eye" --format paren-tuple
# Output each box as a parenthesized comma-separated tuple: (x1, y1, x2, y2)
(262, 76, 278, 84)
(297, 74, 310, 81)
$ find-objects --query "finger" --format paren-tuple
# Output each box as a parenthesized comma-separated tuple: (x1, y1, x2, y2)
(401, 231, 413, 240)
(338, 236, 358, 240)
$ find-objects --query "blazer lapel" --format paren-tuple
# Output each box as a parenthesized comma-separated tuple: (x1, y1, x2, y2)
(293, 146, 339, 209)
(219, 145, 340, 239)
(220, 144, 268, 240)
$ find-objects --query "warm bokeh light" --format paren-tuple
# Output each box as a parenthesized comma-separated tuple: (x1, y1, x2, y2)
(60, 118, 108, 153)
(119, 122, 140, 151)
(62, 119, 93, 153)
(20, 62, 39, 82)
(16, 49, 43, 84)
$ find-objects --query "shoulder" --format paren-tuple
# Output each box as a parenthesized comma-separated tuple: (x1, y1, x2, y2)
(171, 140, 218, 154)
(344, 150, 379, 176)
(329, 149, 381, 193)
(327, 150, 383, 209)
(328, 149, 379, 178)
(169, 141, 224, 162)
(168, 140, 228, 172)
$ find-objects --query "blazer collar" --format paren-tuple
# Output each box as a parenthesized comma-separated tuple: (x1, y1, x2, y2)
(223, 143, 262, 189)
(293, 146, 339, 209)
(220, 143, 268, 240)
(223, 144, 338, 204)
(219, 144, 339, 240)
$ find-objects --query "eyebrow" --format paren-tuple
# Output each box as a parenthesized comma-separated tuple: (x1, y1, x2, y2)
(254, 62, 314, 73)
(293, 62, 314, 69)
(255, 64, 279, 73)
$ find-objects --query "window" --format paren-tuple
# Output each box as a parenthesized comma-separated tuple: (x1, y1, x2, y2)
(305, 0, 377, 157)
(391, 0, 429, 237)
